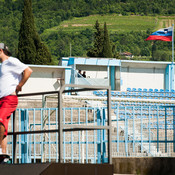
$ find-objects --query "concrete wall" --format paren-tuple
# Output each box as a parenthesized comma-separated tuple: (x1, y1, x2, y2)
(0, 163, 113, 175)
(113, 157, 175, 175)
(120, 60, 173, 91)
(63, 57, 175, 91)
(121, 67, 165, 91)
(2, 58, 173, 95)
(21, 65, 67, 94)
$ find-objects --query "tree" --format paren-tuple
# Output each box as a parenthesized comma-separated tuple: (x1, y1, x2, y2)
(87, 20, 104, 57)
(102, 22, 113, 58)
(17, 0, 52, 65)
(141, 47, 150, 56)
(87, 20, 113, 58)
(132, 46, 141, 56)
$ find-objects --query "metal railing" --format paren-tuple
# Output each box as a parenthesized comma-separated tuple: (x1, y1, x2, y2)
(7, 102, 175, 163)
(8, 84, 112, 164)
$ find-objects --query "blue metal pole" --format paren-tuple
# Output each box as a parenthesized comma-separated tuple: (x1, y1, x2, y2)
(78, 108, 81, 163)
(102, 108, 107, 163)
(133, 106, 135, 153)
(124, 106, 128, 157)
(48, 109, 51, 162)
(33, 109, 36, 163)
(116, 105, 119, 152)
(93, 108, 96, 163)
(157, 106, 159, 152)
(171, 24, 174, 90)
(165, 108, 167, 152)
(173, 107, 175, 152)
(148, 106, 151, 154)
(110, 66, 115, 90)
(71, 108, 73, 163)
(21, 109, 29, 163)
(41, 109, 44, 162)
(141, 106, 143, 153)
(97, 109, 101, 163)
(18, 110, 21, 163)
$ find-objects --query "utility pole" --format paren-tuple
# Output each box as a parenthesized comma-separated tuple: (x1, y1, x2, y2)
(70, 43, 72, 57)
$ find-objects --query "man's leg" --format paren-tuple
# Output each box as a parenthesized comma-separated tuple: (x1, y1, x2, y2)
(0, 96, 18, 155)
(0, 127, 9, 164)
(0, 123, 5, 154)
(1, 137, 7, 153)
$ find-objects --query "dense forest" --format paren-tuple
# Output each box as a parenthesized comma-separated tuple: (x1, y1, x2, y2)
(0, 0, 175, 64)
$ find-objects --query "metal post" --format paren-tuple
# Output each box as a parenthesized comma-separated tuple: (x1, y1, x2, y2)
(63, 108, 65, 163)
(107, 88, 112, 164)
(21, 109, 29, 163)
(41, 95, 46, 162)
(102, 108, 107, 163)
(141, 106, 143, 153)
(58, 89, 63, 162)
(171, 24, 174, 90)
(165, 107, 167, 152)
(173, 107, 175, 152)
(85, 108, 88, 163)
(148, 106, 151, 154)
(81, 130, 85, 163)
(157, 106, 159, 152)
(93, 108, 96, 164)
(97, 108, 101, 163)
(125, 106, 128, 157)
(116, 105, 119, 153)
(133, 106, 135, 153)
(71, 108, 73, 163)
(12, 111, 17, 164)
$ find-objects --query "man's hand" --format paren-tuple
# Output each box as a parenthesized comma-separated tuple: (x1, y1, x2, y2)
(16, 85, 22, 94)
(15, 67, 33, 94)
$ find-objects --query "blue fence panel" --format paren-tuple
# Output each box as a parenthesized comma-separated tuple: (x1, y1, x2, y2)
(8, 105, 175, 163)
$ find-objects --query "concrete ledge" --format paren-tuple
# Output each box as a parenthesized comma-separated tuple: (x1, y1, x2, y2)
(41, 163, 113, 175)
(0, 163, 113, 175)
(0, 163, 50, 175)
(113, 157, 175, 175)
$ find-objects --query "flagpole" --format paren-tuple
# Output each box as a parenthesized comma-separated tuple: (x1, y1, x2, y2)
(172, 24, 174, 90)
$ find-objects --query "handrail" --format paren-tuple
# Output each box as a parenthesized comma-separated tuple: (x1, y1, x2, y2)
(10, 84, 112, 164)
(17, 90, 59, 97)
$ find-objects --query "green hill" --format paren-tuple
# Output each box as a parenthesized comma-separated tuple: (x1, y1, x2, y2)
(46, 15, 157, 34)
(45, 14, 175, 34)
(41, 15, 174, 62)
(0, 0, 175, 64)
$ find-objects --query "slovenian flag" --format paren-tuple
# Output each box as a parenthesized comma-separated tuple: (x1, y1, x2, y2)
(145, 26, 173, 42)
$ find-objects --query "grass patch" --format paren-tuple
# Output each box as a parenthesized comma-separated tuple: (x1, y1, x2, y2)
(43, 14, 175, 37)
(46, 14, 158, 34)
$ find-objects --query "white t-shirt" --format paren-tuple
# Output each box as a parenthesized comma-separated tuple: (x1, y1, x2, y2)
(0, 57, 28, 98)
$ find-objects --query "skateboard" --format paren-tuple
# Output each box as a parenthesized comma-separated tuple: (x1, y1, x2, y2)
(0, 154, 11, 164)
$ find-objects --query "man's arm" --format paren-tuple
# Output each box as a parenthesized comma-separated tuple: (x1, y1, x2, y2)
(16, 67, 33, 93)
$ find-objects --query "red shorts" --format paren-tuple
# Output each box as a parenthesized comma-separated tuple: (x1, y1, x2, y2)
(0, 95, 18, 136)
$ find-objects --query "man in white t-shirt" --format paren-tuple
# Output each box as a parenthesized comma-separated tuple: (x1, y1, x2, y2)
(0, 43, 32, 158)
